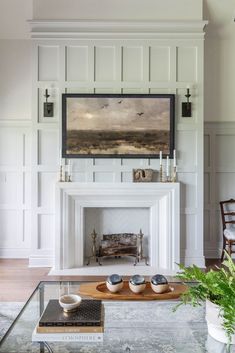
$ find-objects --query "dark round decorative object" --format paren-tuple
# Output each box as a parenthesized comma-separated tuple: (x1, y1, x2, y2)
(151, 274, 168, 285)
(107, 274, 123, 285)
(130, 274, 145, 285)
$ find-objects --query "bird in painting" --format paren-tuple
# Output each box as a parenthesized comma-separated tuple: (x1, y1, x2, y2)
(101, 104, 109, 109)
(137, 112, 144, 117)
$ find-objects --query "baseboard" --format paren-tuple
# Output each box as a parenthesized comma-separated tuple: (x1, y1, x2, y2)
(184, 256, 205, 268)
(0, 248, 30, 258)
(29, 254, 54, 267)
(204, 249, 221, 259)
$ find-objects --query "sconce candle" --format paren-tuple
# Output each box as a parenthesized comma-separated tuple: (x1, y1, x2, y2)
(43, 89, 54, 117)
(182, 87, 192, 117)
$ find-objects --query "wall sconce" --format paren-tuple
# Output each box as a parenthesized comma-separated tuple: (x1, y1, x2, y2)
(43, 89, 54, 117)
(182, 88, 192, 117)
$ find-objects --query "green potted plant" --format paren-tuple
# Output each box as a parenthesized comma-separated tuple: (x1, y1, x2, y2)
(174, 252, 235, 346)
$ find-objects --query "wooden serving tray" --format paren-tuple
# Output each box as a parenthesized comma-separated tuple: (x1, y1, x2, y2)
(78, 281, 187, 301)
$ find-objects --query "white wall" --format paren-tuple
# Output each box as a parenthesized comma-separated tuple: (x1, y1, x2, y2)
(204, 0, 235, 122)
(204, 122, 235, 258)
(203, 1, 235, 257)
(33, 0, 203, 20)
(0, 0, 32, 39)
(0, 40, 31, 120)
(0, 0, 32, 257)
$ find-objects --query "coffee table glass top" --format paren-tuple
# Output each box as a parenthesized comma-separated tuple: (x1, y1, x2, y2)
(0, 281, 234, 353)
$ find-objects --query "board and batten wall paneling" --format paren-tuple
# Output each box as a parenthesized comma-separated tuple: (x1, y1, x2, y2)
(204, 122, 235, 258)
(0, 123, 31, 258)
(28, 21, 206, 267)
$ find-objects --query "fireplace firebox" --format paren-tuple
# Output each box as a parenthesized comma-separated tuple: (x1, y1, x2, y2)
(86, 230, 148, 266)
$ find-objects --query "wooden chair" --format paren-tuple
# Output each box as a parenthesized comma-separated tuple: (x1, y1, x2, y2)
(220, 199, 235, 260)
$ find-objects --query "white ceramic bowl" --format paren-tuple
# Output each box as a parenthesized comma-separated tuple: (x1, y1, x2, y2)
(106, 281, 124, 293)
(151, 283, 169, 294)
(129, 282, 146, 294)
(59, 294, 82, 312)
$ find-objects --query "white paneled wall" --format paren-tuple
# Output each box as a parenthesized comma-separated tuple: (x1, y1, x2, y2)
(0, 122, 31, 257)
(27, 21, 206, 266)
(204, 122, 235, 258)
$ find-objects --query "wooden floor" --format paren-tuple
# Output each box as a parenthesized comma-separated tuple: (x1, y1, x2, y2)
(0, 258, 221, 302)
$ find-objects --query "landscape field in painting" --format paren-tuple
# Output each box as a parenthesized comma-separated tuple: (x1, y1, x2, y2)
(65, 96, 172, 156)
(66, 130, 169, 155)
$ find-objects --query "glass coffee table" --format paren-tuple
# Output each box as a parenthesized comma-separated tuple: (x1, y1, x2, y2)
(0, 281, 233, 353)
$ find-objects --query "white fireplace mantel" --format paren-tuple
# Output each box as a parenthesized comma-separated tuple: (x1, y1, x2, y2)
(54, 182, 180, 274)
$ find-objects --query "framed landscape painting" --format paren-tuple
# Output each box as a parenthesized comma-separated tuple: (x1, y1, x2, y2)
(62, 93, 175, 158)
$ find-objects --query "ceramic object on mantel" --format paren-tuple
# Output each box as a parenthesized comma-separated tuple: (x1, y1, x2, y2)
(129, 275, 146, 294)
(106, 274, 124, 293)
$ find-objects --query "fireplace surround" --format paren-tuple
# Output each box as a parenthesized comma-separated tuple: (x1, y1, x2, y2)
(54, 182, 180, 274)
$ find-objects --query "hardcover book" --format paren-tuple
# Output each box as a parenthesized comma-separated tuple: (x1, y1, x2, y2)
(36, 325, 104, 334)
(32, 328, 103, 342)
(39, 299, 102, 327)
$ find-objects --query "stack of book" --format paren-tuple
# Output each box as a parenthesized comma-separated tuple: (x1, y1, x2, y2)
(32, 299, 104, 342)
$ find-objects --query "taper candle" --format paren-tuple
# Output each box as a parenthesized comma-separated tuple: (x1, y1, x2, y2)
(159, 151, 162, 165)
(166, 156, 169, 177)
(173, 149, 176, 167)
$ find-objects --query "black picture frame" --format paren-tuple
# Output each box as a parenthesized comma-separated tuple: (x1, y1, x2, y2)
(62, 93, 175, 158)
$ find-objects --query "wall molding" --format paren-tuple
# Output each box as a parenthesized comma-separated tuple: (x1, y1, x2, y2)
(204, 121, 235, 259)
(184, 256, 205, 267)
(0, 248, 30, 258)
(0, 120, 31, 127)
(29, 254, 54, 267)
(29, 19, 208, 39)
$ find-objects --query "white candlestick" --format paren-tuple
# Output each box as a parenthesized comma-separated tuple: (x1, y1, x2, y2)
(166, 156, 169, 177)
(173, 149, 176, 167)
(159, 151, 162, 165)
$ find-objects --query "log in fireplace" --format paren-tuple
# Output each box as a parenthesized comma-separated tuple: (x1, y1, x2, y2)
(86, 229, 148, 266)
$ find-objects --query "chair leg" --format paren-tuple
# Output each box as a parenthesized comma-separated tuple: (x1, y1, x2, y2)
(228, 240, 232, 256)
(221, 236, 226, 261)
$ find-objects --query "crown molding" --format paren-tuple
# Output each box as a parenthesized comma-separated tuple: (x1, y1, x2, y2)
(28, 19, 208, 39)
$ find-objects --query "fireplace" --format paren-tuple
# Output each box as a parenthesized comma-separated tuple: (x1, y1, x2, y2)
(54, 182, 180, 274)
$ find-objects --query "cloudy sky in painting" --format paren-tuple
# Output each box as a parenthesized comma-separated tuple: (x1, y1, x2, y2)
(67, 97, 170, 131)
